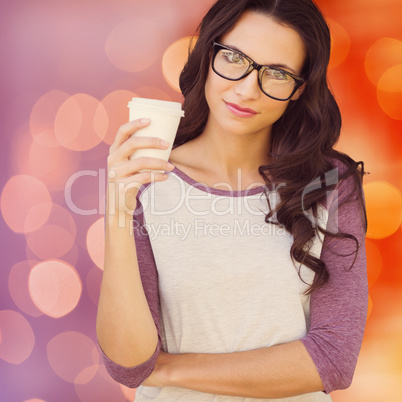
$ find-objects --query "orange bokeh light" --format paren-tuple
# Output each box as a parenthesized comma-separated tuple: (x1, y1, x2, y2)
(100, 90, 137, 145)
(377, 64, 402, 121)
(74, 365, 99, 386)
(365, 240, 382, 288)
(28, 140, 81, 191)
(364, 181, 402, 239)
(9, 125, 34, 175)
(0, 310, 35, 364)
(27, 225, 75, 259)
(74, 364, 127, 402)
(26, 204, 77, 260)
(365, 38, 402, 87)
(8, 261, 43, 317)
(340, 328, 402, 401)
(328, 19, 351, 69)
(28, 260, 82, 318)
(1, 175, 52, 233)
(55, 94, 108, 151)
(30, 90, 71, 148)
(377, 64, 402, 93)
(336, 119, 394, 186)
(367, 295, 373, 319)
(162, 37, 197, 92)
(26, 244, 80, 274)
(105, 18, 162, 73)
(23, 399, 46, 402)
(86, 218, 105, 270)
(47, 331, 99, 383)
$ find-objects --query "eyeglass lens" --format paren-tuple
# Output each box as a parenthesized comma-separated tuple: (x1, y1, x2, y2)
(214, 48, 298, 100)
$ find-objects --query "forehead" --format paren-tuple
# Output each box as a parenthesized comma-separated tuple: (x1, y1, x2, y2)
(220, 10, 305, 73)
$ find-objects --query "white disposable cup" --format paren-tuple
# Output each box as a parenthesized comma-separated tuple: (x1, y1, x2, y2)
(128, 98, 184, 170)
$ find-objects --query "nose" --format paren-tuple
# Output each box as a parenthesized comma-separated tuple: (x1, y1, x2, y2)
(234, 69, 261, 100)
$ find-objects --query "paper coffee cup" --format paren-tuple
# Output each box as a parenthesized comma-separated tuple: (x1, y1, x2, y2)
(128, 98, 184, 168)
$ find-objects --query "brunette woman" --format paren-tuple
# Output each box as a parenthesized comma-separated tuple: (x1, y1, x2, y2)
(97, 0, 368, 400)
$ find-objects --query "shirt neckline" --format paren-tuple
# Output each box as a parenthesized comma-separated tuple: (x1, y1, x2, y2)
(170, 165, 267, 198)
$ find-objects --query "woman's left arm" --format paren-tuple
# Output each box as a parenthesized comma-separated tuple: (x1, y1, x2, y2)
(145, 173, 368, 398)
(145, 341, 323, 398)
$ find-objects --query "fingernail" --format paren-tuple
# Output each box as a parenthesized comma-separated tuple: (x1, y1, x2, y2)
(167, 162, 175, 169)
(161, 140, 170, 147)
(140, 118, 150, 124)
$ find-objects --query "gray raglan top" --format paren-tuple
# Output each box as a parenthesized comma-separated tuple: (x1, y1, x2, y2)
(100, 162, 368, 402)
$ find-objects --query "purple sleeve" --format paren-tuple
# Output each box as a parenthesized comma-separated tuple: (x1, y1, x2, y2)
(100, 190, 162, 388)
(300, 172, 368, 393)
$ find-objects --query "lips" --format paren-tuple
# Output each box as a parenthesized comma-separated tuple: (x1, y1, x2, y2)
(225, 101, 257, 118)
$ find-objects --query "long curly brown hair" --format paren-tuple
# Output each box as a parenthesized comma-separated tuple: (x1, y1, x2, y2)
(175, 0, 366, 293)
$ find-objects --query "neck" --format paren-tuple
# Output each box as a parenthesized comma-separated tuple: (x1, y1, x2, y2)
(195, 121, 272, 183)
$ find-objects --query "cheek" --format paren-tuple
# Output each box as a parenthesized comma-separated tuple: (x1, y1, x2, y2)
(205, 67, 232, 101)
(259, 100, 291, 125)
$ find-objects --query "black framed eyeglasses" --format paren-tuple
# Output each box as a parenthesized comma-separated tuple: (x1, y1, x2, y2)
(211, 42, 305, 101)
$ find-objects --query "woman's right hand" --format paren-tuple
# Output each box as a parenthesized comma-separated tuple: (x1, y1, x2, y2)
(106, 118, 174, 217)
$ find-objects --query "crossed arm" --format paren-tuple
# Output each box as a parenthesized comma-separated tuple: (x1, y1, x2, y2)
(141, 341, 324, 398)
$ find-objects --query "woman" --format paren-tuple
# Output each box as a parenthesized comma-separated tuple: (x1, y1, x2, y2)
(97, 0, 368, 400)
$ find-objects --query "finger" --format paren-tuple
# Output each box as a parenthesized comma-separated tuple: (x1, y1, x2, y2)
(117, 158, 175, 177)
(118, 171, 169, 189)
(134, 171, 170, 184)
(113, 135, 170, 162)
(109, 118, 151, 155)
(107, 159, 174, 183)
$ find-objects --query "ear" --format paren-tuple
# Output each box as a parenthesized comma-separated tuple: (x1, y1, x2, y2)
(290, 83, 305, 101)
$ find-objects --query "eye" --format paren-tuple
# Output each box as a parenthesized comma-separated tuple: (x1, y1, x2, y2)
(264, 68, 292, 82)
(221, 50, 247, 65)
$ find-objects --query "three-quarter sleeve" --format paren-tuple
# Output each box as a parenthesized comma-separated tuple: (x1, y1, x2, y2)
(301, 171, 368, 393)
(100, 191, 162, 388)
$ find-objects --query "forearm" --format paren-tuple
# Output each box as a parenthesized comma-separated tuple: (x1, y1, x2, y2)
(96, 212, 158, 367)
(161, 341, 324, 398)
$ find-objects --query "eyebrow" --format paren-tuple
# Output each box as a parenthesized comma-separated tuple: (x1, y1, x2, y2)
(222, 43, 298, 75)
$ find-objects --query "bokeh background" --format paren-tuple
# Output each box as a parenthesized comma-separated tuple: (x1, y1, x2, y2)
(1, 0, 402, 401)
